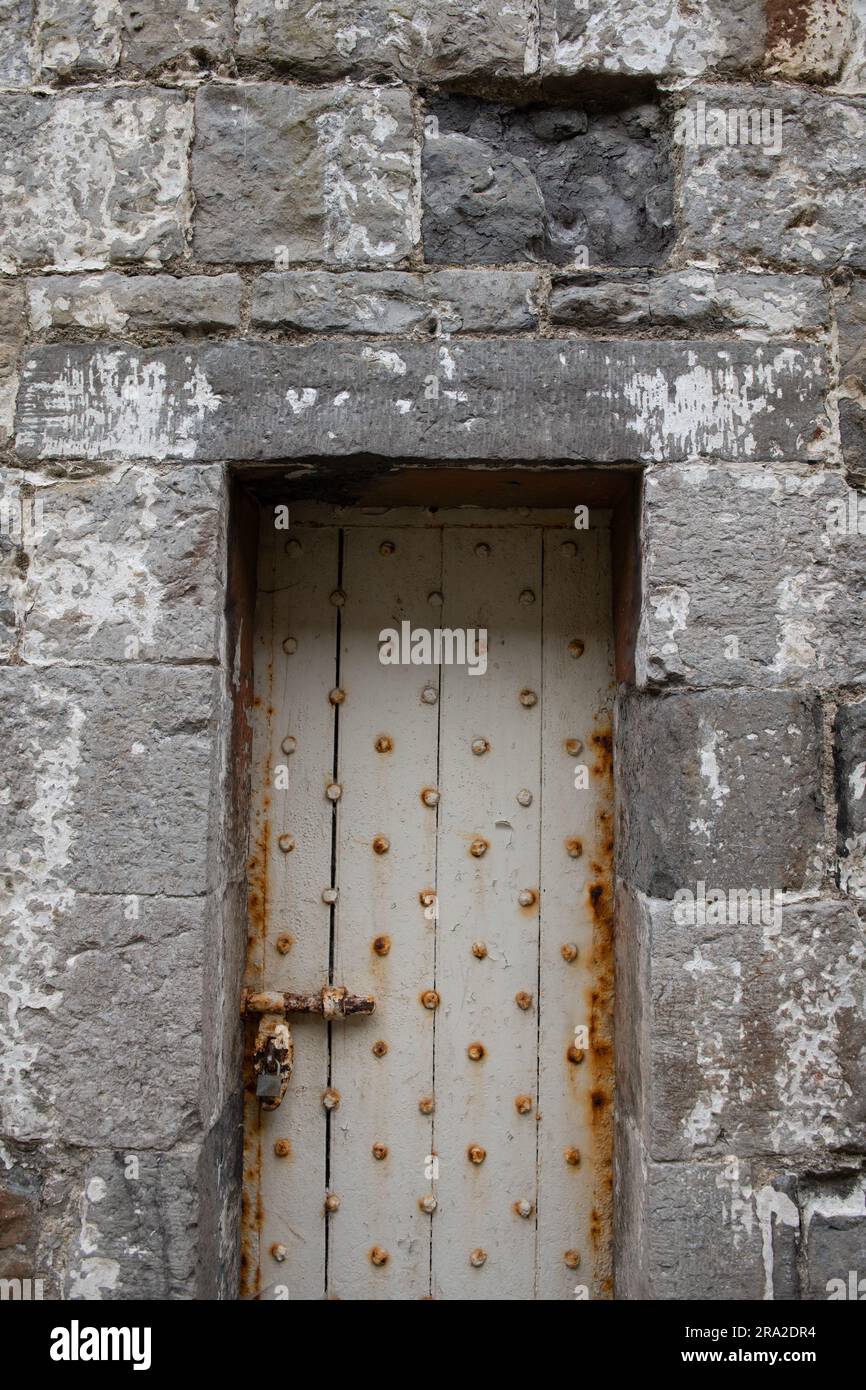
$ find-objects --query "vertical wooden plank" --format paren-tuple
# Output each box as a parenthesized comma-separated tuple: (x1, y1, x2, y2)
(432, 527, 542, 1301)
(248, 522, 340, 1301)
(537, 523, 615, 1300)
(328, 526, 442, 1300)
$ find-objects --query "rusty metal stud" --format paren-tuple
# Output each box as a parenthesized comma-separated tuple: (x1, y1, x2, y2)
(281, 735, 297, 755)
(379, 540, 396, 556)
(419, 1096, 435, 1115)
(475, 542, 491, 558)
(278, 833, 295, 854)
(329, 687, 346, 705)
(564, 1147, 582, 1167)
(564, 1250, 581, 1270)
(568, 638, 586, 659)
(322, 1088, 340, 1110)
(566, 837, 583, 859)
(419, 889, 436, 909)
(370, 1247, 389, 1267)
(518, 888, 537, 908)
(561, 942, 579, 963)
(421, 685, 438, 705)
(515, 991, 533, 1012)
(515, 1094, 533, 1115)
(514, 1199, 533, 1219)
(519, 589, 535, 605)
(324, 1193, 341, 1213)
(276, 934, 294, 955)
(372, 1040, 388, 1058)
(285, 539, 302, 558)
(467, 1145, 486, 1165)
(565, 737, 583, 757)
(519, 688, 538, 708)
(419, 1195, 437, 1215)
(561, 541, 577, 557)
(467, 1041, 486, 1062)
(421, 989, 440, 1011)
(271, 1243, 288, 1262)
(282, 636, 298, 654)
(374, 734, 393, 753)
(567, 1045, 585, 1065)
(326, 782, 342, 802)
(428, 591, 444, 607)
(372, 835, 390, 855)
(471, 737, 490, 756)
(469, 1249, 487, 1267)
(372, 934, 391, 957)
(329, 589, 346, 607)
(516, 788, 533, 807)
(322, 887, 338, 905)
(274, 1139, 292, 1158)
(471, 941, 487, 959)
(372, 1142, 388, 1160)
(421, 787, 440, 808)
(469, 838, 489, 858)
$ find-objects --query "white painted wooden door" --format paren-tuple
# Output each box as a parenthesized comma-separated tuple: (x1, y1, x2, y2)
(243, 504, 614, 1301)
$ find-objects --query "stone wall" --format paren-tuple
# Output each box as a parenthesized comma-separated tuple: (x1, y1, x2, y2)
(1, 0, 865, 1300)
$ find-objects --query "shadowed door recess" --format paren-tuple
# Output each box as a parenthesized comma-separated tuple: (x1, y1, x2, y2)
(243, 503, 615, 1301)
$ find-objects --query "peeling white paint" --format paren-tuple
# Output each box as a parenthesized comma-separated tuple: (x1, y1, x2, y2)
(286, 387, 318, 414)
(0, 684, 84, 1138)
(755, 1184, 799, 1301)
(699, 726, 729, 807)
(362, 347, 407, 375)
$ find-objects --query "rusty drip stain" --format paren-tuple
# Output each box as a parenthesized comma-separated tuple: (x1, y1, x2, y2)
(585, 714, 614, 1298)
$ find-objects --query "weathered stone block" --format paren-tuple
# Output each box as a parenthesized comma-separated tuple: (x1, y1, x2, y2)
(423, 93, 673, 267)
(802, 1176, 866, 1299)
(680, 86, 866, 271)
(15, 339, 826, 462)
(550, 272, 650, 328)
(66, 1150, 198, 1299)
(0, 665, 211, 1141)
(0, 91, 192, 272)
(27, 273, 244, 333)
(548, 0, 848, 83)
(615, 1120, 773, 1299)
(251, 269, 539, 333)
(835, 701, 866, 898)
(649, 270, 828, 335)
(0, 280, 24, 442)
(0, 663, 214, 903)
(0, 0, 34, 87)
(13, 895, 204, 1149)
(236, 0, 538, 83)
(763, 0, 848, 82)
(193, 83, 416, 266)
(3, 464, 224, 664)
(550, 269, 828, 334)
(640, 466, 865, 689)
(120, 0, 233, 70)
(617, 888, 866, 1161)
(615, 689, 823, 898)
(34, 0, 122, 76)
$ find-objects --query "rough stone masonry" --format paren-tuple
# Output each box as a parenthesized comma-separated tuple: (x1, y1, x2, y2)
(0, 0, 865, 1301)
